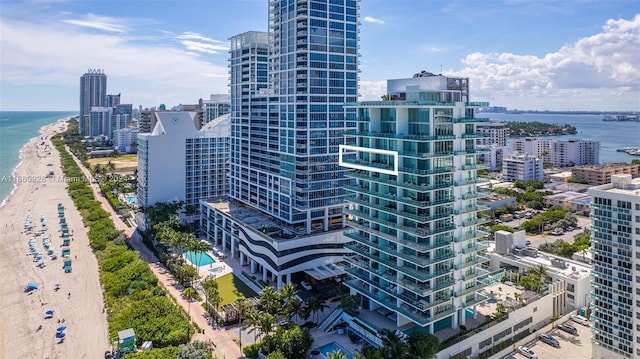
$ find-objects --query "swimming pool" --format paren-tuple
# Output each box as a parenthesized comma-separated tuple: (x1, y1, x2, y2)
(317, 342, 353, 359)
(184, 251, 216, 266)
(126, 195, 137, 204)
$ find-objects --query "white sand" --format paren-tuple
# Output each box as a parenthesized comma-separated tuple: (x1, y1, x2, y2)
(0, 119, 109, 358)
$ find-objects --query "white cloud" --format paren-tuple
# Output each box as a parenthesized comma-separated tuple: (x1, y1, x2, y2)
(359, 80, 387, 101)
(0, 17, 229, 109)
(61, 13, 127, 33)
(446, 15, 640, 110)
(363, 16, 384, 24)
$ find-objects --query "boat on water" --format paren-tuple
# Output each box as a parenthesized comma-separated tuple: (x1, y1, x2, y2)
(617, 148, 640, 156)
(602, 114, 639, 122)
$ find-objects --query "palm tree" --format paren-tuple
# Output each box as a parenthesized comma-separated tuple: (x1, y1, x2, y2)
(528, 264, 550, 292)
(202, 279, 221, 314)
(244, 307, 262, 342)
(257, 312, 276, 339)
(379, 328, 409, 359)
(278, 282, 299, 321)
(327, 350, 349, 359)
(307, 296, 328, 323)
(183, 286, 198, 340)
(235, 297, 250, 353)
(259, 286, 281, 315)
(186, 237, 210, 269)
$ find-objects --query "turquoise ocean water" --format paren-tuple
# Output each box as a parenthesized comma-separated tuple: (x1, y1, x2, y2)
(0, 111, 638, 205)
(0, 111, 77, 205)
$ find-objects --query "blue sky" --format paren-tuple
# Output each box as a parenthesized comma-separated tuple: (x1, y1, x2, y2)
(0, 0, 638, 111)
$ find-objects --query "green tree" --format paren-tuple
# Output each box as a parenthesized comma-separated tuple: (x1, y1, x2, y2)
(379, 328, 410, 359)
(203, 279, 222, 311)
(407, 331, 439, 359)
(307, 296, 328, 323)
(235, 296, 250, 354)
(340, 295, 360, 316)
(328, 350, 349, 359)
(259, 286, 281, 315)
(257, 312, 276, 339)
(274, 325, 314, 359)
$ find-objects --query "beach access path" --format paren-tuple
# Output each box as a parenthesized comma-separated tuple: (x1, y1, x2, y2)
(0, 120, 109, 358)
(66, 145, 242, 358)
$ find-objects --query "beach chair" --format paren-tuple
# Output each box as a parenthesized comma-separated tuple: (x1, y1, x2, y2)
(62, 238, 70, 247)
(63, 260, 72, 273)
(62, 248, 70, 257)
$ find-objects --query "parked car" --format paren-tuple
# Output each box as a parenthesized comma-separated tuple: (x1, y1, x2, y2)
(566, 226, 574, 231)
(539, 333, 560, 347)
(571, 314, 590, 326)
(517, 346, 537, 359)
(525, 240, 531, 246)
(558, 323, 578, 335)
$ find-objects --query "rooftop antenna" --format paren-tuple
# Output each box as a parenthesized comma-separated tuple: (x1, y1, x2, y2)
(440, 64, 443, 75)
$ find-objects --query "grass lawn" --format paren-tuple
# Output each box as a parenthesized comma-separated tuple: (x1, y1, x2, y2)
(214, 273, 258, 306)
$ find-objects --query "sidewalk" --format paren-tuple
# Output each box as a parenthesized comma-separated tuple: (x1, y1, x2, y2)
(67, 147, 242, 359)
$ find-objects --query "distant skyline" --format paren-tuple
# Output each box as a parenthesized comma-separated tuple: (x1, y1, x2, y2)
(0, 0, 638, 111)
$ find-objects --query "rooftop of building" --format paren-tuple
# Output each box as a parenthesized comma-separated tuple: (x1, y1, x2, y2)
(486, 243, 591, 280)
(202, 199, 344, 241)
(590, 174, 640, 196)
(545, 191, 590, 201)
(573, 162, 636, 170)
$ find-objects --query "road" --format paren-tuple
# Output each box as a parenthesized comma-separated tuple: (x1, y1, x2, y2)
(66, 146, 242, 358)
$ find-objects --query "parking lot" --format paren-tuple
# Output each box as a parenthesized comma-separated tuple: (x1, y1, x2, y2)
(508, 318, 592, 359)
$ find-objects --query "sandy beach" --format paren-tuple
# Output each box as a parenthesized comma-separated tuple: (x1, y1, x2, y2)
(0, 118, 109, 358)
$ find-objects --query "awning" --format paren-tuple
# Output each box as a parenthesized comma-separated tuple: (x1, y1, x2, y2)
(304, 263, 346, 281)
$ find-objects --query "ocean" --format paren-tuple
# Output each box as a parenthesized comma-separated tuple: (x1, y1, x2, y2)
(0, 111, 77, 205)
(0, 111, 638, 205)
(485, 113, 640, 163)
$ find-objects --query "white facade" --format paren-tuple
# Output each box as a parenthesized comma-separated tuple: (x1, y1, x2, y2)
(502, 152, 544, 182)
(114, 127, 139, 153)
(200, 200, 351, 289)
(88, 107, 112, 138)
(476, 121, 507, 146)
(588, 174, 640, 359)
(137, 112, 230, 208)
(511, 138, 600, 167)
(480, 144, 510, 171)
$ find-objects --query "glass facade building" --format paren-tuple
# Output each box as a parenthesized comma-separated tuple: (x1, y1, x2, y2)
(588, 174, 640, 359)
(228, 0, 359, 233)
(339, 75, 496, 330)
(79, 69, 107, 136)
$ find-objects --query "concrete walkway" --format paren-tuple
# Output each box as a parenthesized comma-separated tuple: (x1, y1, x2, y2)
(67, 147, 242, 359)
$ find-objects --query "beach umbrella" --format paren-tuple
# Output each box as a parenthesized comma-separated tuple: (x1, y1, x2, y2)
(56, 326, 66, 331)
(56, 332, 65, 338)
(45, 310, 54, 315)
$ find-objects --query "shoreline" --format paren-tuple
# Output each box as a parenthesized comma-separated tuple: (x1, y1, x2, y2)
(0, 117, 74, 208)
(0, 117, 109, 358)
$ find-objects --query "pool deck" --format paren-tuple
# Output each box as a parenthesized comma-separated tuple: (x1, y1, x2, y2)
(187, 250, 233, 280)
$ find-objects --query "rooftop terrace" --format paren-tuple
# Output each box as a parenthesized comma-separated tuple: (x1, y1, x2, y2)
(203, 200, 345, 241)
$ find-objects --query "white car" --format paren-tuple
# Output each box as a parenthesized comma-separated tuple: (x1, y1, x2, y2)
(517, 346, 537, 359)
(300, 281, 312, 290)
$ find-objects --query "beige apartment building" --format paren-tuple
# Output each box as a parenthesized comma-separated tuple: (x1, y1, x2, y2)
(571, 162, 639, 185)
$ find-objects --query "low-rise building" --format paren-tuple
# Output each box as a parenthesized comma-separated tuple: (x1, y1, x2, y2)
(481, 193, 516, 211)
(502, 152, 544, 182)
(544, 191, 590, 212)
(572, 162, 639, 185)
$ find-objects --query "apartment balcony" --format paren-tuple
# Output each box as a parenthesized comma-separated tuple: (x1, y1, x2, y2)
(454, 229, 489, 242)
(346, 196, 455, 223)
(454, 259, 478, 270)
(344, 226, 447, 253)
(461, 163, 490, 171)
(454, 177, 490, 186)
(398, 150, 453, 159)
(461, 217, 491, 227)
(346, 245, 454, 282)
(344, 279, 434, 326)
(345, 241, 454, 268)
(453, 148, 490, 155)
(399, 166, 455, 175)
